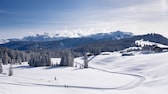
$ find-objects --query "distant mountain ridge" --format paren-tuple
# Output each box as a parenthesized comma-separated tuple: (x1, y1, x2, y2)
(1, 31, 168, 53)
(10, 31, 133, 42)
(87, 31, 133, 40)
(22, 32, 66, 41)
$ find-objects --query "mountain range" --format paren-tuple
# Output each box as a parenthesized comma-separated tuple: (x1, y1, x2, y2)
(9, 31, 132, 42)
(0, 31, 168, 55)
(0, 31, 133, 49)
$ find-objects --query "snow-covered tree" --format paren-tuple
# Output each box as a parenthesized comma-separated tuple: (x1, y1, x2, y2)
(2, 51, 8, 65)
(60, 50, 74, 67)
(8, 64, 13, 76)
(28, 52, 51, 67)
(16, 54, 22, 64)
(84, 53, 88, 68)
(0, 59, 2, 73)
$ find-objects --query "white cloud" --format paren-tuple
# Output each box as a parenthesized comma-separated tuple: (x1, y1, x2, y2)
(71, 0, 168, 37)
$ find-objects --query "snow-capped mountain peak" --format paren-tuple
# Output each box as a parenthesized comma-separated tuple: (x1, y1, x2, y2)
(0, 39, 9, 44)
(87, 30, 133, 40)
(23, 31, 85, 41)
(20, 31, 134, 42)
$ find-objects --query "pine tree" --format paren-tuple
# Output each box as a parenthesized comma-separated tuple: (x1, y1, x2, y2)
(0, 59, 3, 73)
(84, 53, 88, 68)
(16, 54, 22, 64)
(60, 50, 74, 67)
(8, 64, 13, 76)
(2, 51, 8, 65)
(28, 52, 51, 67)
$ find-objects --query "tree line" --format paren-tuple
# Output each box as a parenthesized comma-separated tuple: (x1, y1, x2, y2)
(0, 47, 29, 65)
(28, 52, 51, 67)
(0, 47, 90, 68)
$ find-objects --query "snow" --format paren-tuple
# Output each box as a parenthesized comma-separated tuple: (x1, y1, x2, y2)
(0, 64, 135, 94)
(135, 39, 168, 48)
(122, 47, 142, 51)
(0, 39, 9, 44)
(22, 31, 133, 42)
(27, 31, 85, 39)
(1, 52, 168, 94)
(51, 58, 61, 65)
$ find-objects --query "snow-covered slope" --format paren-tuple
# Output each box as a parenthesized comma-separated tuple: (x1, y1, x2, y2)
(89, 52, 168, 85)
(0, 63, 136, 94)
(1, 52, 168, 94)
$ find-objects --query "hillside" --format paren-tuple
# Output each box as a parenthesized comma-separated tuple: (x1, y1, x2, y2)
(73, 33, 168, 53)
(1, 51, 168, 94)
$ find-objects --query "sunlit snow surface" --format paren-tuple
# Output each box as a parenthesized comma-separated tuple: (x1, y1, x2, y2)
(135, 39, 168, 48)
(1, 52, 168, 94)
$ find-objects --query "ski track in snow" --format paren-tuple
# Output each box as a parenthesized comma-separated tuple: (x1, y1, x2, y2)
(1, 52, 168, 94)
(0, 66, 145, 91)
(85, 54, 146, 90)
(89, 66, 145, 90)
(0, 88, 8, 94)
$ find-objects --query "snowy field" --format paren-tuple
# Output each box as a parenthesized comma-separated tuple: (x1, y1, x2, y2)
(1, 52, 168, 94)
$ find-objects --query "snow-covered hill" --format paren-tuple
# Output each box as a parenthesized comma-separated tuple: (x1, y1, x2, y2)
(1, 52, 168, 94)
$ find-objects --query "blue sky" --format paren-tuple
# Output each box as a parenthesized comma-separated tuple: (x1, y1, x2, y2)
(0, 0, 168, 39)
